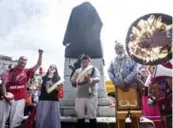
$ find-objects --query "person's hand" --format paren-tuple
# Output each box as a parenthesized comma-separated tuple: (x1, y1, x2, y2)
(118, 81, 126, 88)
(122, 86, 129, 92)
(38, 49, 43, 54)
(4, 94, 13, 104)
(4, 95, 10, 102)
(83, 75, 91, 83)
(56, 84, 63, 90)
(78, 75, 91, 85)
(118, 81, 129, 91)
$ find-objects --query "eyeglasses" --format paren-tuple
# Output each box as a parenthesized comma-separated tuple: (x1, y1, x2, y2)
(49, 65, 56, 69)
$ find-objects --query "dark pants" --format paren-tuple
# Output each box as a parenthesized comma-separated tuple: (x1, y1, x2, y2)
(117, 117, 140, 128)
(76, 119, 97, 128)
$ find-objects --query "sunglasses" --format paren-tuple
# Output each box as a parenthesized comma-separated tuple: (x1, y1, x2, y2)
(49, 65, 56, 69)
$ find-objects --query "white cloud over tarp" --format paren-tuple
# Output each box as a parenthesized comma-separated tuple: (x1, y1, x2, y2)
(0, 0, 66, 76)
(0, 0, 172, 79)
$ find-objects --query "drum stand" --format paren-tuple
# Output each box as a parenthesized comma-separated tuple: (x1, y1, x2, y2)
(116, 88, 142, 128)
(116, 110, 142, 128)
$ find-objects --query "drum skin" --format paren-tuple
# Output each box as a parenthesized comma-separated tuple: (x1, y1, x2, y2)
(126, 13, 172, 65)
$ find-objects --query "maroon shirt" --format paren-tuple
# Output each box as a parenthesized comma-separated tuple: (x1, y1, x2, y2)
(2, 67, 34, 100)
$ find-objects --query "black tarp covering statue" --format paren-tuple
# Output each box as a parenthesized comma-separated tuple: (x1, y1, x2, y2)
(63, 2, 103, 58)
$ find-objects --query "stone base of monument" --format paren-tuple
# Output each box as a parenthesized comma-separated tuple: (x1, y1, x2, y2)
(22, 116, 154, 128)
(60, 58, 115, 117)
(60, 106, 115, 117)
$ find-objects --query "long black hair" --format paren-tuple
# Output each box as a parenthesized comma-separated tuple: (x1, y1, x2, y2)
(43, 65, 61, 84)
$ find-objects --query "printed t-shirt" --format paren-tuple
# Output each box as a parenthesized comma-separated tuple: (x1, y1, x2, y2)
(2, 67, 34, 100)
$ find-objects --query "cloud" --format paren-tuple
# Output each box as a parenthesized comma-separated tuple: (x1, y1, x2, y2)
(0, 0, 172, 78)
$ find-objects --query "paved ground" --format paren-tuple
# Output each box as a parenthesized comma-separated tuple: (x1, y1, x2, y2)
(18, 122, 154, 128)
(61, 122, 155, 128)
(18, 116, 154, 128)
(11, 115, 155, 128)
(60, 117, 155, 128)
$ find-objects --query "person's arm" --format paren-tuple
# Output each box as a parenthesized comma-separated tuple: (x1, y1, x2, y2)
(32, 49, 43, 72)
(1, 70, 9, 97)
(123, 61, 139, 84)
(2, 81, 7, 97)
(71, 70, 79, 85)
(26, 50, 43, 79)
(107, 62, 120, 86)
(90, 68, 100, 84)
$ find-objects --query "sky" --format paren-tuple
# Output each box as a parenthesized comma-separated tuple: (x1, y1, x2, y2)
(0, 0, 172, 79)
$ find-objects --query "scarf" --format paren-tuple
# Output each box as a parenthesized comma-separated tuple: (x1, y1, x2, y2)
(112, 55, 128, 81)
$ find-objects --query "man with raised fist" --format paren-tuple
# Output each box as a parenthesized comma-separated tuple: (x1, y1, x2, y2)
(0, 49, 43, 128)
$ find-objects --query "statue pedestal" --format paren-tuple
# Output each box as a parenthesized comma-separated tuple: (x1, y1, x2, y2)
(60, 58, 115, 117)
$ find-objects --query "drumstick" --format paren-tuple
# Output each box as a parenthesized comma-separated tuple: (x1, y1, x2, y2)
(47, 80, 63, 94)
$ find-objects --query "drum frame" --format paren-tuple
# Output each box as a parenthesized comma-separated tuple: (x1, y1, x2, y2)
(125, 13, 172, 65)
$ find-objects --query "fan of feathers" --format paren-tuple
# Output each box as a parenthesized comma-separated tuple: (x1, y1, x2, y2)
(127, 14, 172, 65)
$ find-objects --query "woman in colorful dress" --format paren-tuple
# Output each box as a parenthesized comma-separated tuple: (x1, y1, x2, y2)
(147, 61, 172, 128)
(36, 64, 61, 128)
(138, 66, 163, 128)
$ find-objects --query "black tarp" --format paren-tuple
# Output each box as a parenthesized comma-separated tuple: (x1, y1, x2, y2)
(63, 2, 103, 58)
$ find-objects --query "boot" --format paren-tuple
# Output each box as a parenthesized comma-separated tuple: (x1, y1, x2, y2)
(130, 117, 140, 128)
(117, 119, 126, 128)
(89, 119, 97, 128)
(14, 126, 22, 128)
(76, 118, 85, 128)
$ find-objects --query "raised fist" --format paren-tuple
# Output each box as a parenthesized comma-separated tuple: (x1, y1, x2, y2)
(38, 49, 43, 54)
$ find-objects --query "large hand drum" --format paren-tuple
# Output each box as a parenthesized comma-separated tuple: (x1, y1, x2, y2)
(126, 13, 172, 65)
(75, 66, 94, 84)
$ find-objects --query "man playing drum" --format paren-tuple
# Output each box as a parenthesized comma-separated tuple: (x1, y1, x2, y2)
(108, 42, 140, 128)
(71, 55, 100, 128)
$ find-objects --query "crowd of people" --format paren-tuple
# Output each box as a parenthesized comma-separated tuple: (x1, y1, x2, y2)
(0, 41, 172, 128)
